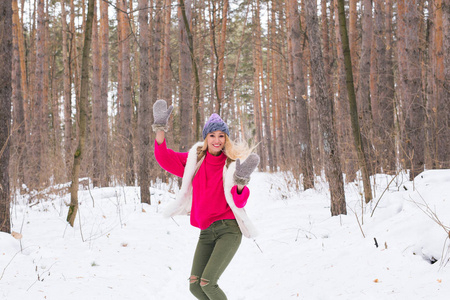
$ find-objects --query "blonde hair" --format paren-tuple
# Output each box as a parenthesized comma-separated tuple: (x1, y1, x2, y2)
(201, 134, 255, 160)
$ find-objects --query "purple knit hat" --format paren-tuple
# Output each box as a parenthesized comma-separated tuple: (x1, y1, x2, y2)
(202, 113, 230, 139)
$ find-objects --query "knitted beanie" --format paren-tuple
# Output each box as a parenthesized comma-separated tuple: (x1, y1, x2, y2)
(202, 113, 230, 140)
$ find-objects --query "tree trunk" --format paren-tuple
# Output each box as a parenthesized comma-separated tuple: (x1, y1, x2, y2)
(92, 1, 102, 188)
(373, 0, 396, 174)
(357, 0, 375, 175)
(138, 0, 151, 204)
(288, 0, 314, 189)
(404, 0, 426, 180)
(179, 0, 201, 141)
(442, 0, 450, 168)
(121, 0, 135, 185)
(99, 0, 109, 186)
(67, 0, 95, 227)
(305, 0, 346, 216)
(31, 0, 45, 190)
(336, 0, 373, 203)
(251, 0, 266, 171)
(160, 0, 172, 102)
(216, 0, 228, 103)
(12, 0, 25, 185)
(178, 0, 194, 149)
(433, 0, 448, 168)
(349, 0, 358, 77)
(333, 0, 357, 183)
(61, 0, 73, 180)
(0, 0, 12, 233)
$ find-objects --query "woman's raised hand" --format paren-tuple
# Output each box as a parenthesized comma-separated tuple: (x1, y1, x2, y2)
(233, 153, 260, 186)
(152, 99, 174, 132)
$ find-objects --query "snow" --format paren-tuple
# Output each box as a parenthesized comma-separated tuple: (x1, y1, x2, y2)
(1, 170, 450, 299)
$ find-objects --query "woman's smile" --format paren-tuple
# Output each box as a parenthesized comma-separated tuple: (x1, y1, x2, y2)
(207, 131, 226, 155)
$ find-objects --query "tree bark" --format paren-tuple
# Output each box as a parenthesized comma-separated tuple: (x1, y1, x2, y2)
(333, 0, 357, 183)
(404, 0, 426, 180)
(99, 0, 110, 186)
(216, 0, 228, 104)
(178, 0, 194, 148)
(30, 0, 46, 190)
(251, 0, 266, 171)
(0, 0, 12, 233)
(357, 0, 375, 175)
(179, 0, 201, 141)
(138, 0, 151, 204)
(373, 0, 396, 174)
(288, 0, 314, 189)
(349, 0, 358, 77)
(442, 0, 450, 168)
(12, 0, 25, 185)
(61, 0, 73, 180)
(121, 0, 135, 185)
(92, 1, 102, 187)
(67, 0, 95, 227)
(160, 0, 172, 102)
(336, 0, 373, 203)
(305, 0, 346, 215)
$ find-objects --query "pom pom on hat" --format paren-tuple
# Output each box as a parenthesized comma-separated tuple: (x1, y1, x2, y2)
(202, 113, 229, 139)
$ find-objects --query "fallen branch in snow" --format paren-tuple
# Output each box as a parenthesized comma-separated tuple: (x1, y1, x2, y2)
(253, 239, 263, 253)
(408, 190, 450, 268)
(0, 246, 38, 281)
(27, 262, 57, 291)
(347, 206, 365, 238)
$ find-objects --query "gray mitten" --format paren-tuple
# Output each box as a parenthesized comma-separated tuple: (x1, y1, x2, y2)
(152, 99, 174, 132)
(234, 153, 260, 186)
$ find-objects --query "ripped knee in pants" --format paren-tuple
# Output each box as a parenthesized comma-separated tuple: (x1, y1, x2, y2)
(189, 275, 199, 284)
(200, 278, 210, 287)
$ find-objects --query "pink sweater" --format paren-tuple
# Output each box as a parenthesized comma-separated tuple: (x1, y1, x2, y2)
(155, 139, 250, 230)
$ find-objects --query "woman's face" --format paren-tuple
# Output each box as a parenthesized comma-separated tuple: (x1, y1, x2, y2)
(207, 130, 226, 156)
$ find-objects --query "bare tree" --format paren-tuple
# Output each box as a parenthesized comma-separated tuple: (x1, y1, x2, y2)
(92, 0, 102, 187)
(336, 0, 373, 203)
(179, 0, 194, 149)
(305, 0, 346, 215)
(442, 0, 450, 168)
(0, 0, 12, 233)
(121, 0, 135, 185)
(61, 0, 73, 179)
(372, 0, 396, 174)
(12, 0, 25, 185)
(403, 0, 426, 180)
(99, 0, 110, 186)
(251, 0, 266, 171)
(357, 0, 375, 175)
(30, 0, 46, 190)
(67, 0, 95, 227)
(288, 0, 314, 189)
(138, 0, 151, 204)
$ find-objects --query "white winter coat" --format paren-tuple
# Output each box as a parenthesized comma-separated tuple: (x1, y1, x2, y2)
(163, 142, 258, 238)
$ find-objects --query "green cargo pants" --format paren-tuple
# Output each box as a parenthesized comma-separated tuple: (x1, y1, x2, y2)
(189, 219, 242, 300)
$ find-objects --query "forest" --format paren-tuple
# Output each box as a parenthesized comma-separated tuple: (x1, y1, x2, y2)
(1, 0, 449, 232)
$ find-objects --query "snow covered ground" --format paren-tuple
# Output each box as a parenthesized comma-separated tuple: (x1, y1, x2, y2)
(1, 169, 450, 300)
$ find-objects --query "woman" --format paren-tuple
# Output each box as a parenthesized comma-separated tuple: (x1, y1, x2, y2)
(152, 99, 259, 300)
